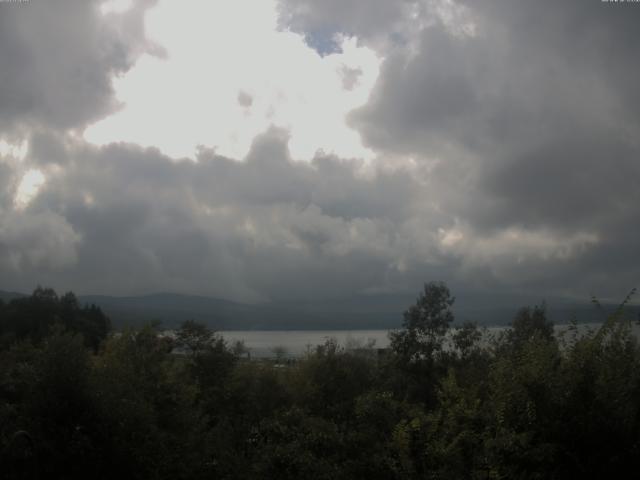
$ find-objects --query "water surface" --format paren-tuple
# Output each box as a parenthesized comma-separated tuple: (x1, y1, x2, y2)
(220, 323, 637, 358)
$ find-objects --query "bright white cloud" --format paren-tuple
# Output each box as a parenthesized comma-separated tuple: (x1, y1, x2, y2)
(84, 0, 381, 161)
(14, 169, 46, 210)
(439, 224, 599, 266)
(100, 0, 133, 16)
(14, 169, 46, 209)
(0, 138, 28, 163)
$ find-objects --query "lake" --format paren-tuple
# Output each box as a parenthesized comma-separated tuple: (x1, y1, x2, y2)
(220, 322, 637, 358)
(220, 329, 391, 358)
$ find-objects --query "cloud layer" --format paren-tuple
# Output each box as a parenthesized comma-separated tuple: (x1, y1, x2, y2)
(1, 0, 639, 305)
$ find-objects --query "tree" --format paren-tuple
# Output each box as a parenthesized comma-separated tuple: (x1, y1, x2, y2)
(90, 325, 197, 479)
(390, 282, 455, 362)
(0, 288, 110, 350)
(505, 304, 554, 350)
(452, 321, 482, 360)
(175, 319, 215, 357)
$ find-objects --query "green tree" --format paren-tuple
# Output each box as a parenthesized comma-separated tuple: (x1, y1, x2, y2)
(452, 321, 482, 360)
(390, 282, 455, 362)
(175, 319, 216, 357)
(506, 304, 554, 350)
(0, 288, 109, 351)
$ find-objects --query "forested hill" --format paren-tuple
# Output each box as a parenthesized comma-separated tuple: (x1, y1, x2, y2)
(2, 289, 636, 330)
(0, 290, 25, 303)
(66, 293, 407, 330)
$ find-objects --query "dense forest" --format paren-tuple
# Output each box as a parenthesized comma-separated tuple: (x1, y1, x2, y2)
(1, 283, 640, 479)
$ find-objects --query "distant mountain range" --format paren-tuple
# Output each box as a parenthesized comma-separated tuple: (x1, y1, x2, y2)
(0, 290, 25, 303)
(3, 288, 637, 330)
(77, 292, 408, 330)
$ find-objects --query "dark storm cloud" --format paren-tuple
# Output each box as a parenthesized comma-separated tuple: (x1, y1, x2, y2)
(1, 125, 620, 301)
(0, 0, 157, 132)
(194, 130, 416, 221)
(348, 0, 640, 228)
(276, 0, 640, 298)
(1, 130, 440, 301)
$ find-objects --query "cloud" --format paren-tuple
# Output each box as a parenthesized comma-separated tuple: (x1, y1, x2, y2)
(0, 123, 618, 302)
(14, 168, 46, 209)
(277, 0, 415, 50)
(0, 0, 157, 133)
(0, 129, 435, 300)
(0, 209, 81, 272)
(277, 0, 477, 52)
(84, 0, 381, 161)
(348, 0, 640, 229)
(276, 0, 640, 298)
(1, 0, 639, 305)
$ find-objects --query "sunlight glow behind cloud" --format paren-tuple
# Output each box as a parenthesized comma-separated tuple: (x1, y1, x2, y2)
(100, 0, 133, 16)
(14, 169, 46, 210)
(85, 0, 381, 162)
(0, 138, 28, 162)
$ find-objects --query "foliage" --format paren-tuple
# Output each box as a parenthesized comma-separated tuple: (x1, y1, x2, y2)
(2, 284, 640, 479)
(390, 281, 455, 362)
(0, 287, 109, 350)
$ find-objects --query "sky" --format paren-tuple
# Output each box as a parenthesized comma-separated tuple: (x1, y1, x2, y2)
(0, 0, 639, 304)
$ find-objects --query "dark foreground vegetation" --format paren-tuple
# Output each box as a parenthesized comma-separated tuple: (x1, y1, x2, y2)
(1, 284, 640, 479)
